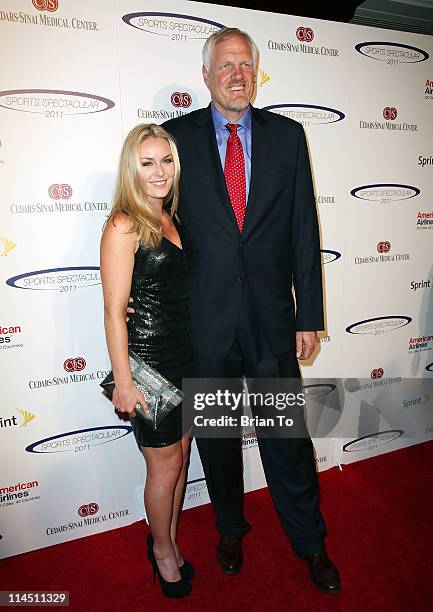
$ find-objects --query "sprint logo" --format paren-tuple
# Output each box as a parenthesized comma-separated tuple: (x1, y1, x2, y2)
(258, 67, 270, 87)
(0, 410, 36, 430)
(0, 236, 16, 256)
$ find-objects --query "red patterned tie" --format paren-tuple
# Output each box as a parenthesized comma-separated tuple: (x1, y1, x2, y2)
(224, 123, 246, 231)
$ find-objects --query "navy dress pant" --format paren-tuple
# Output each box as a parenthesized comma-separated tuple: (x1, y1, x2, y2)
(193, 287, 326, 556)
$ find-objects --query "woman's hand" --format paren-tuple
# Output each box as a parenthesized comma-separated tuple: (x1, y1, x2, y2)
(112, 383, 148, 418)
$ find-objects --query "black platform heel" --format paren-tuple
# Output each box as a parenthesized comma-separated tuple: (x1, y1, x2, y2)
(147, 533, 195, 581)
(146, 539, 192, 599)
(178, 558, 195, 581)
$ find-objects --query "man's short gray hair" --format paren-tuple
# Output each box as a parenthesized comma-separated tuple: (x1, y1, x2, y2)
(202, 27, 259, 70)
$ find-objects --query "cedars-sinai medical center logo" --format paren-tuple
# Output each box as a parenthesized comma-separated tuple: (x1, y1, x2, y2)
(359, 105, 418, 132)
(28, 357, 110, 390)
(78, 503, 99, 517)
(371, 368, 384, 379)
(0, 4, 98, 32)
(0, 90, 114, 118)
(48, 184, 72, 199)
(377, 241, 391, 253)
(10, 183, 108, 215)
(138, 91, 193, 121)
(262, 104, 345, 128)
(383, 106, 397, 120)
(268, 26, 339, 57)
(63, 357, 86, 372)
(354, 241, 410, 265)
(296, 26, 314, 42)
(32, 0, 58, 11)
(122, 12, 224, 42)
(170, 92, 192, 109)
(355, 41, 429, 64)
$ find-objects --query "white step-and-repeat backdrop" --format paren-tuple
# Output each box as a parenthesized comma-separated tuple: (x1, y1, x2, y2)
(1, 0, 432, 558)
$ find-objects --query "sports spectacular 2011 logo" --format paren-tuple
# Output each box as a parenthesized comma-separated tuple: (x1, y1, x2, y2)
(355, 41, 429, 64)
(122, 12, 224, 42)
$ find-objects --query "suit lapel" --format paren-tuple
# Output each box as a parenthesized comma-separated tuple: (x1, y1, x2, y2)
(242, 107, 267, 238)
(193, 106, 239, 233)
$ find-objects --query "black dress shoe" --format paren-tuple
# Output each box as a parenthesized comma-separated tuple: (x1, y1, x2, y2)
(216, 536, 243, 575)
(303, 552, 340, 594)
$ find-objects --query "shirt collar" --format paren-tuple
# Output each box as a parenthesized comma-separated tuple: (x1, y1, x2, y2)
(211, 103, 252, 133)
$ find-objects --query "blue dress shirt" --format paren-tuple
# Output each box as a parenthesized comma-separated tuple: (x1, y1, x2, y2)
(211, 103, 252, 203)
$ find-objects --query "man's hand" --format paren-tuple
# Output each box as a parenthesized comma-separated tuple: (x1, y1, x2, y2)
(125, 297, 135, 322)
(296, 331, 319, 360)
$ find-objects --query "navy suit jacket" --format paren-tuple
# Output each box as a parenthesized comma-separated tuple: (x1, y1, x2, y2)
(163, 104, 324, 357)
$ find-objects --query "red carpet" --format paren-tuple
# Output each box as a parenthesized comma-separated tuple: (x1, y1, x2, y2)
(1, 441, 432, 611)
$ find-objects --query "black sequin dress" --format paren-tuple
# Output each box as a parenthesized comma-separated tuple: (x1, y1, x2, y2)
(126, 232, 192, 447)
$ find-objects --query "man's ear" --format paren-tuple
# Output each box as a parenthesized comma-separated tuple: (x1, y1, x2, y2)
(202, 65, 210, 88)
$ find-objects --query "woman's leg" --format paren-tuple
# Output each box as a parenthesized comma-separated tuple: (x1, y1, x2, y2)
(169, 431, 191, 564)
(141, 441, 183, 582)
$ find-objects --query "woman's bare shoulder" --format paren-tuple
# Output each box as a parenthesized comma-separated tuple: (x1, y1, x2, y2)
(101, 213, 138, 252)
(106, 212, 134, 234)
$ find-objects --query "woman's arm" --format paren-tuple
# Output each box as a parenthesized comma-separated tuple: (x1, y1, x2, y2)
(100, 215, 146, 416)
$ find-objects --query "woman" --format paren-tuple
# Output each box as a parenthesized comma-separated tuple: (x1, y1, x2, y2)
(100, 124, 193, 599)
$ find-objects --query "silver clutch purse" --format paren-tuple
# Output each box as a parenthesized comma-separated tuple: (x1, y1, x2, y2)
(100, 351, 184, 430)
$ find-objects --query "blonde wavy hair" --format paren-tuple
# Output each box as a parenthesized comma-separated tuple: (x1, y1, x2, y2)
(108, 123, 180, 248)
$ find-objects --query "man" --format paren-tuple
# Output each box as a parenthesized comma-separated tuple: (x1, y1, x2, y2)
(163, 27, 340, 593)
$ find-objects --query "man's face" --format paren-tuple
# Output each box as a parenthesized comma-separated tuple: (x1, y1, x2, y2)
(203, 34, 256, 119)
